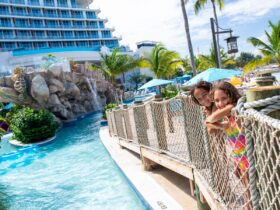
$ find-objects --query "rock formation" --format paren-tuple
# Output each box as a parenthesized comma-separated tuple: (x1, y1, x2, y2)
(0, 64, 117, 121)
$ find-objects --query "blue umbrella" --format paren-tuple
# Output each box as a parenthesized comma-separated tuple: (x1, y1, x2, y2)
(186, 68, 241, 86)
(138, 79, 173, 90)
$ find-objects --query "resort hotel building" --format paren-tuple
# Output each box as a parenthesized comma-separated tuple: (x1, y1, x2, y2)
(0, 0, 120, 69)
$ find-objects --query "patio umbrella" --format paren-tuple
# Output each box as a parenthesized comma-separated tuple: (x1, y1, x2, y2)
(138, 79, 173, 90)
(186, 68, 241, 86)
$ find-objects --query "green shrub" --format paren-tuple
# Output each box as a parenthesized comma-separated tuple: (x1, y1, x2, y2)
(103, 103, 118, 119)
(162, 85, 178, 99)
(10, 107, 58, 143)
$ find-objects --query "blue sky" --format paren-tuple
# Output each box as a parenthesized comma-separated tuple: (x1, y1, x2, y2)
(91, 0, 280, 57)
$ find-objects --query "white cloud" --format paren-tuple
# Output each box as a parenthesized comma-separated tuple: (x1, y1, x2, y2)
(90, 0, 279, 56)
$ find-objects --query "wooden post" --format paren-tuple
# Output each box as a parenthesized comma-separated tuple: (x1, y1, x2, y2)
(152, 98, 168, 151)
(133, 101, 149, 146)
(246, 72, 280, 119)
(195, 184, 211, 210)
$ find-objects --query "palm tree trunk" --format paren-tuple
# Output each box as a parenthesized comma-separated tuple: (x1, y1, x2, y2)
(211, 0, 222, 68)
(180, 0, 197, 76)
(122, 73, 126, 84)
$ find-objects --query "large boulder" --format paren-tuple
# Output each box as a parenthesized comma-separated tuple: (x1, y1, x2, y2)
(48, 64, 62, 78)
(49, 85, 58, 94)
(47, 94, 62, 107)
(48, 78, 65, 92)
(31, 75, 49, 104)
(64, 82, 80, 98)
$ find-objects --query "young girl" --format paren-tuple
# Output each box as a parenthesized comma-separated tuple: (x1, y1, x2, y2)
(207, 81, 250, 208)
(190, 80, 232, 133)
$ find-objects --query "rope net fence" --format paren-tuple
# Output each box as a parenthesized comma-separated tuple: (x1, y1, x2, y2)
(106, 95, 280, 210)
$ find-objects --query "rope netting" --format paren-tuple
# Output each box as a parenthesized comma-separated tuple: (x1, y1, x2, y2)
(106, 94, 280, 210)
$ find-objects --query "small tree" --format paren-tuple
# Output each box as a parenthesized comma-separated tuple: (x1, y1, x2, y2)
(144, 44, 183, 78)
(236, 52, 256, 67)
(89, 48, 147, 85)
(128, 72, 147, 89)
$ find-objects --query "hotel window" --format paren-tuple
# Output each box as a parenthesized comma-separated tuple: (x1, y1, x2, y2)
(3, 42, 16, 50)
(72, 11, 83, 18)
(99, 21, 104, 28)
(44, 0, 54, 6)
(0, 18, 12, 27)
(86, 11, 96, 19)
(13, 7, 26, 15)
(48, 31, 60, 38)
(74, 31, 86, 38)
(64, 41, 75, 47)
(61, 20, 71, 28)
(18, 42, 33, 49)
(30, 8, 42, 16)
(87, 21, 97, 28)
(62, 31, 73, 38)
(44, 9, 56, 17)
(71, 0, 76, 8)
(33, 31, 45, 38)
(28, 0, 40, 5)
(45, 20, 57, 28)
(33, 42, 47, 48)
(15, 19, 29, 27)
(49, 41, 62, 48)
(0, 30, 13, 38)
(88, 31, 98, 38)
(31, 19, 44, 27)
(76, 41, 88, 47)
(92, 40, 100, 47)
(60, 10, 70, 18)
(57, 0, 68, 7)
(0, 6, 9, 15)
(101, 30, 111, 38)
(17, 30, 31, 38)
(73, 21, 84, 28)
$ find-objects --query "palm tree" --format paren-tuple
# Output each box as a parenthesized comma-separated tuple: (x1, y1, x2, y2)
(197, 45, 236, 70)
(128, 72, 147, 89)
(194, 0, 225, 66)
(248, 20, 280, 66)
(89, 48, 146, 85)
(144, 44, 183, 78)
(180, 0, 197, 76)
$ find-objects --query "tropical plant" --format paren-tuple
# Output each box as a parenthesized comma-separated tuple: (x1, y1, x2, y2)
(10, 107, 58, 143)
(183, 56, 202, 73)
(180, 0, 197, 76)
(243, 56, 272, 75)
(128, 72, 147, 89)
(89, 48, 147, 85)
(162, 84, 179, 99)
(103, 103, 118, 119)
(144, 44, 183, 78)
(236, 52, 257, 67)
(41, 54, 60, 70)
(248, 20, 280, 66)
(197, 45, 236, 70)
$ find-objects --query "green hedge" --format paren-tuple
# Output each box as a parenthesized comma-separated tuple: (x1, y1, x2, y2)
(10, 107, 58, 143)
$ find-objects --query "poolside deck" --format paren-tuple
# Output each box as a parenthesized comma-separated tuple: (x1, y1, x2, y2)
(99, 126, 197, 210)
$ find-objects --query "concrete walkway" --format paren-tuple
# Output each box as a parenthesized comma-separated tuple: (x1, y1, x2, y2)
(99, 126, 197, 210)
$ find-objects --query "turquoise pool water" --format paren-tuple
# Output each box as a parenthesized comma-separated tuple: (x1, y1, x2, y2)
(0, 113, 148, 210)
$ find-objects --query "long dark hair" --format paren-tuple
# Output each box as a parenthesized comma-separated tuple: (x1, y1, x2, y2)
(211, 81, 241, 105)
(190, 80, 212, 105)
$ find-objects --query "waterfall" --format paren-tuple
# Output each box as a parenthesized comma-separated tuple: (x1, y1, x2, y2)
(86, 78, 101, 111)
